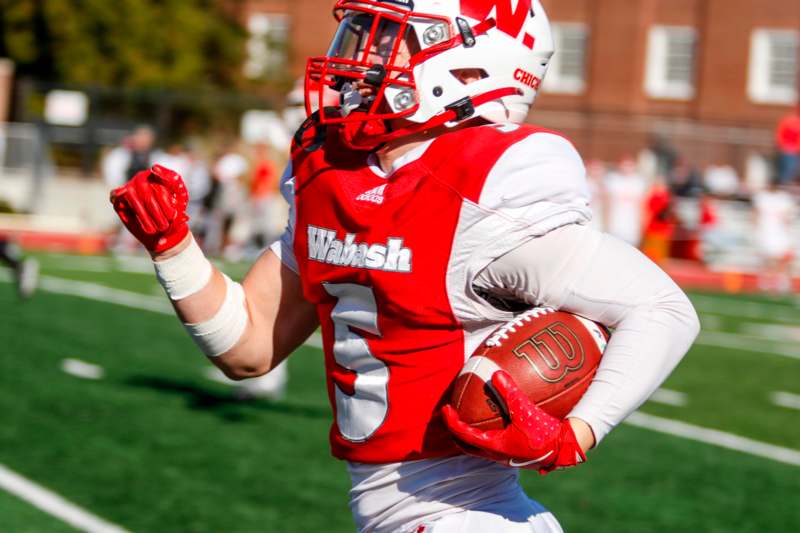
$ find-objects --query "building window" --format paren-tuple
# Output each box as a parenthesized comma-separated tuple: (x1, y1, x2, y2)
(244, 13, 290, 80)
(543, 23, 588, 94)
(748, 29, 799, 105)
(645, 26, 697, 100)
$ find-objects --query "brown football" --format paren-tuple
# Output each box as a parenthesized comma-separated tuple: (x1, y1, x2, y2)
(450, 308, 610, 430)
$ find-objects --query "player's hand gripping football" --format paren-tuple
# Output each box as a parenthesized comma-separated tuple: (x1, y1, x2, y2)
(442, 370, 586, 474)
(110, 165, 190, 254)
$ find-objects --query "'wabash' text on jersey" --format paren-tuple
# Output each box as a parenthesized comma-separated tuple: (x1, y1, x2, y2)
(307, 225, 413, 272)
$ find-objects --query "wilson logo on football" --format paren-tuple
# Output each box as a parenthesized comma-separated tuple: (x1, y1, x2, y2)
(513, 323, 586, 384)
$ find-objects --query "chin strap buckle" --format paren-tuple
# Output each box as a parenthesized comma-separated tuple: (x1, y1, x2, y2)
(455, 17, 476, 48)
(445, 97, 475, 121)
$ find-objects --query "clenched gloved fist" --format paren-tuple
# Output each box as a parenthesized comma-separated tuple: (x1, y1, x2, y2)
(442, 370, 586, 474)
(110, 165, 190, 254)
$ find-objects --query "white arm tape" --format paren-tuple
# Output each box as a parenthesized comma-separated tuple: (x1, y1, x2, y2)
(183, 274, 249, 357)
(153, 236, 214, 301)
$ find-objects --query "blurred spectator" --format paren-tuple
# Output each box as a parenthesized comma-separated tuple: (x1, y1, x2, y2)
(0, 123, 6, 168)
(697, 193, 728, 264)
(282, 75, 340, 136)
(182, 143, 213, 229)
(641, 176, 675, 265)
(204, 144, 249, 258)
(753, 180, 797, 293)
(585, 159, 607, 231)
(0, 237, 37, 299)
(604, 156, 647, 247)
(101, 135, 133, 190)
(153, 143, 191, 178)
(669, 157, 704, 198)
(283, 77, 310, 135)
(247, 142, 280, 252)
(649, 135, 678, 177)
(126, 126, 162, 181)
(703, 161, 740, 198)
(775, 109, 800, 185)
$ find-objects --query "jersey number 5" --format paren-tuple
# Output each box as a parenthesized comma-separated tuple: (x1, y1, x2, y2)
(324, 283, 389, 442)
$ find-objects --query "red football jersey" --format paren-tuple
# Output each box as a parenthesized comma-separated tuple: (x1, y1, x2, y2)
(283, 123, 590, 463)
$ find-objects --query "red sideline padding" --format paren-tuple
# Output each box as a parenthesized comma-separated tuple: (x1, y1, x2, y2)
(664, 259, 800, 294)
(0, 229, 108, 255)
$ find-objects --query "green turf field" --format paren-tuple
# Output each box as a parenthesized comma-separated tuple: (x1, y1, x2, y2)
(1, 253, 799, 532)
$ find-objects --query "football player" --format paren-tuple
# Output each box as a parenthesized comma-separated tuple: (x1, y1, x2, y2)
(110, 1, 700, 531)
(0, 237, 38, 299)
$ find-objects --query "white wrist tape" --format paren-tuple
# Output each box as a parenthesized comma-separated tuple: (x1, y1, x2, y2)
(184, 274, 249, 357)
(153, 236, 213, 301)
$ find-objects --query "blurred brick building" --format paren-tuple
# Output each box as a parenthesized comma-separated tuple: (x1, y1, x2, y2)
(239, 0, 799, 174)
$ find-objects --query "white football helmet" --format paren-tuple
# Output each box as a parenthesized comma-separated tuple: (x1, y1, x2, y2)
(304, 0, 555, 150)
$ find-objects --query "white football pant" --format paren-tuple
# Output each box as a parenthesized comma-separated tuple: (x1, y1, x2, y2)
(415, 502, 563, 532)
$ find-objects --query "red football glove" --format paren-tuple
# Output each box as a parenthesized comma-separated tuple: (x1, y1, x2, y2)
(442, 370, 586, 474)
(110, 165, 190, 254)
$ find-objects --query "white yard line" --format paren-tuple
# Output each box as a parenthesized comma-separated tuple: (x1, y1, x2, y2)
(61, 359, 105, 380)
(111, 255, 156, 274)
(40, 276, 173, 314)
(771, 391, 800, 411)
(740, 323, 800, 343)
(0, 464, 130, 533)
(698, 314, 723, 330)
(691, 293, 800, 311)
(695, 331, 800, 361)
(649, 389, 689, 407)
(41, 276, 326, 348)
(625, 412, 800, 467)
(690, 294, 800, 324)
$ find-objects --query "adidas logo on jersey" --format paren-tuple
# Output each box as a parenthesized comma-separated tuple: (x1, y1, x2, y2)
(356, 184, 387, 205)
(307, 225, 412, 273)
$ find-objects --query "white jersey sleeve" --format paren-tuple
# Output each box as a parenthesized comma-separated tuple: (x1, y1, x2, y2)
(477, 131, 592, 231)
(473, 223, 700, 443)
(448, 130, 594, 329)
(268, 163, 299, 273)
(469, 132, 593, 284)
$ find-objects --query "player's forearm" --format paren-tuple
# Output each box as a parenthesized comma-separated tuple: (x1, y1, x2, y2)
(152, 233, 275, 378)
(152, 233, 225, 325)
(551, 229, 700, 443)
(567, 283, 700, 442)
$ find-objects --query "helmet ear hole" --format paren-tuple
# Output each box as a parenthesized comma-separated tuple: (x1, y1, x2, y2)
(450, 69, 489, 85)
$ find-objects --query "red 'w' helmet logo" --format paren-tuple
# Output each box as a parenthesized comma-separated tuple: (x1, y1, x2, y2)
(460, 0, 532, 39)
